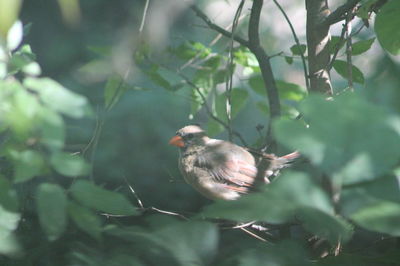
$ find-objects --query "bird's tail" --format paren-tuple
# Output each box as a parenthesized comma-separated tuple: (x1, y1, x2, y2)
(266, 151, 300, 179)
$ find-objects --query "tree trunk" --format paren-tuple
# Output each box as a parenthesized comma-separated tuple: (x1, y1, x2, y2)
(306, 0, 333, 95)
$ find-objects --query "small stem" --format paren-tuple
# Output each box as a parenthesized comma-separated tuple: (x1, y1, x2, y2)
(345, 9, 354, 90)
(273, 0, 310, 92)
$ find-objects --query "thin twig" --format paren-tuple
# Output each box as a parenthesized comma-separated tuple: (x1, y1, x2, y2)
(147, 207, 190, 221)
(190, 5, 250, 47)
(226, 0, 245, 141)
(240, 227, 268, 242)
(321, 0, 361, 27)
(209, 14, 248, 47)
(123, 175, 144, 208)
(139, 0, 150, 32)
(345, 8, 354, 90)
(328, 22, 347, 71)
(273, 0, 310, 92)
(153, 59, 249, 146)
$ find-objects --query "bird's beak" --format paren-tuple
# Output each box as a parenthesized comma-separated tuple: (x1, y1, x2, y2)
(169, 135, 185, 147)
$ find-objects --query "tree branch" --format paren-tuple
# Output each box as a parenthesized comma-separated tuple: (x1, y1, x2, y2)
(306, 0, 333, 95)
(345, 7, 355, 90)
(248, 0, 281, 150)
(190, 5, 250, 47)
(321, 0, 361, 27)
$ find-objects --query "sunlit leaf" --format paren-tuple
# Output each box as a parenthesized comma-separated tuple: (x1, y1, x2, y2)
(70, 180, 138, 215)
(6, 20, 22, 51)
(0, 0, 22, 38)
(333, 60, 365, 84)
(375, 0, 400, 55)
(0, 205, 20, 256)
(10, 150, 44, 183)
(36, 183, 67, 241)
(24, 77, 90, 118)
(50, 152, 89, 177)
(6, 87, 40, 137)
(276, 80, 307, 101)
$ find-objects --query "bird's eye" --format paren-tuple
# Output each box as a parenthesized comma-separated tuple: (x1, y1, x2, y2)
(186, 133, 194, 139)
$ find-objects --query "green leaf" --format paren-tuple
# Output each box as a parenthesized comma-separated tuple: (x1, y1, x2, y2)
(106, 218, 218, 265)
(234, 47, 258, 67)
(375, 0, 400, 55)
(357, 0, 379, 19)
(352, 38, 375, 56)
(249, 75, 266, 96)
(87, 45, 112, 57)
(340, 175, 400, 217)
(11, 150, 44, 183)
(0, 205, 21, 256)
(329, 36, 345, 54)
(0, 175, 18, 211)
(50, 152, 89, 177)
(285, 56, 293, 64)
(290, 44, 307, 55)
(350, 200, 400, 236)
(274, 94, 400, 185)
(6, 87, 40, 138)
(299, 208, 353, 244)
(6, 20, 22, 51)
(276, 80, 307, 101)
(201, 171, 353, 243)
(256, 101, 269, 115)
(332, 60, 365, 84)
(70, 180, 138, 215)
(235, 240, 310, 266)
(36, 183, 67, 241)
(169, 41, 211, 60)
(146, 67, 173, 91)
(24, 77, 90, 118)
(207, 88, 249, 136)
(68, 201, 102, 240)
(0, 205, 20, 232)
(38, 107, 65, 151)
(77, 59, 112, 82)
(104, 74, 128, 109)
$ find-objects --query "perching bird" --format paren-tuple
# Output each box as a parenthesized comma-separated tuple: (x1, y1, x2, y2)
(169, 125, 299, 200)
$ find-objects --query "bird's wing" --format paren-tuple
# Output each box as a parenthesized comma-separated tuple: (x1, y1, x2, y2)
(195, 141, 258, 193)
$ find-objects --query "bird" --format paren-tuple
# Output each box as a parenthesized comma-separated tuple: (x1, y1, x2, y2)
(169, 125, 300, 200)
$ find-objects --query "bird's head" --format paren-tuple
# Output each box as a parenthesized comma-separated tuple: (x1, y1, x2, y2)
(169, 125, 209, 149)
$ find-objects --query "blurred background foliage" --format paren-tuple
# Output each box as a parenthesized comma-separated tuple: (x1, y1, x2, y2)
(0, 0, 400, 265)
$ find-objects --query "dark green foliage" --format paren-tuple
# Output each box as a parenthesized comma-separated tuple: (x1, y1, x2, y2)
(0, 0, 400, 265)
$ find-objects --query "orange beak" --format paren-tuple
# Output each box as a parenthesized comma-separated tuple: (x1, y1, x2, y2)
(169, 135, 185, 147)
